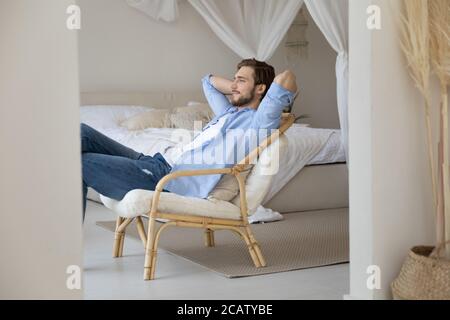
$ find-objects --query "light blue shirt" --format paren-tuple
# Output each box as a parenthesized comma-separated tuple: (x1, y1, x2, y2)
(164, 74, 295, 198)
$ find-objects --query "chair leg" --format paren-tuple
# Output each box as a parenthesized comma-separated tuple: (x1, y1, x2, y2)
(204, 229, 215, 247)
(113, 217, 124, 258)
(135, 216, 147, 248)
(235, 227, 261, 268)
(113, 217, 134, 258)
(143, 215, 158, 280)
(245, 226, 266, 267)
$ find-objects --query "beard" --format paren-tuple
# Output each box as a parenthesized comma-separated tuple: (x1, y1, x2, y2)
(230, 88, 256, 107)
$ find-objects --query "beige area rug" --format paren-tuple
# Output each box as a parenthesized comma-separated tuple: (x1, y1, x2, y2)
(96, 208, 349, 278)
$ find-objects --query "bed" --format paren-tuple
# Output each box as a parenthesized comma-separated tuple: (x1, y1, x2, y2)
(80, 91, 349, 214)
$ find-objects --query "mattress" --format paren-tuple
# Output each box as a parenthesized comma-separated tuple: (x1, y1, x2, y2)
(264, 163, 348, 213)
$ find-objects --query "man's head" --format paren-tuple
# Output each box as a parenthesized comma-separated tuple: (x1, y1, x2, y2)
(230, 58, 275, 108)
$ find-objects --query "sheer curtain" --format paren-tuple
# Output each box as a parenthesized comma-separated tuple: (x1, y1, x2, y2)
(187, 0, 304, 61)
(126, 0, 179, 22)
(304, 0, 349, 163)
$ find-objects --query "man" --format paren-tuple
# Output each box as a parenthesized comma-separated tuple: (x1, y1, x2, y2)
(81, 58, 297, 219)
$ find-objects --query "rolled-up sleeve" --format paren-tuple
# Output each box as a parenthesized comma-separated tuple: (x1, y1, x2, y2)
(202, 74, 233, 117)
(253, 82, 295, 129)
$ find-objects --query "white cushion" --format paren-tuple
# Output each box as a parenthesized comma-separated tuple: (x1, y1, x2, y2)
(232, 135, 288, 215)
(207, 164, 253, 201)
(100, 189, 241, 220)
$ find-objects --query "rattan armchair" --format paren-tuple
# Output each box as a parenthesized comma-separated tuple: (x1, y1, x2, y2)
(102, 113, 296, 280)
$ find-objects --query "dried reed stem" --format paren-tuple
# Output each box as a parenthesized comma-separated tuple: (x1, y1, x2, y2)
(429, 0, 450, 255)
(400, 0, 438, 217)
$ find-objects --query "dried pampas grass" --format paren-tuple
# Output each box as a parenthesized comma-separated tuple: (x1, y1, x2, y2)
(430, 0, 450, 85)
(401, 0, 432, 98)
(402, 0, 450, 256)
(429, 0, 450, 254)
(400, 0, 438, 215)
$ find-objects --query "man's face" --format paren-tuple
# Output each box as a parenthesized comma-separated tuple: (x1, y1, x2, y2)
(230, 66, 257, 107)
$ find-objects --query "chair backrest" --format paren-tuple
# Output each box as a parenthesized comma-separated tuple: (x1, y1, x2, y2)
(231, 113, 295, 214)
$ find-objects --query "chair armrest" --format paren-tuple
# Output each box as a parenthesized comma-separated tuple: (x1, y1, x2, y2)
(149, 167, 239, 216)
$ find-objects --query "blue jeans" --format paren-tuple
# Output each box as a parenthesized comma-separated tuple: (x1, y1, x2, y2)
(81, 123, 172, 220)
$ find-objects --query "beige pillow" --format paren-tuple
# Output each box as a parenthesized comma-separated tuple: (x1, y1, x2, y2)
(120, 109, 171, 130)
(207, 164, 254, 201)
(170, 103, 214, 131)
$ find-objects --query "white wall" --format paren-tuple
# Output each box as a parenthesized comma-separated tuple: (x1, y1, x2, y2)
(349, 0, 438, 300)
(0, 0, 82, 299)
(78, 0, 340, 129)
(348, 0, 374, 300)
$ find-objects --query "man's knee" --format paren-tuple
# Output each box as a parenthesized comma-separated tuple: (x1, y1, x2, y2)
(81, 153, 102, 193)
(82, 152, 97, 164)
(81, 123, 100, 153)
(81, 153, 100, 181)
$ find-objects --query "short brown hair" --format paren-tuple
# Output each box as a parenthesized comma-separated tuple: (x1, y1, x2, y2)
(237, 58, 275, 101)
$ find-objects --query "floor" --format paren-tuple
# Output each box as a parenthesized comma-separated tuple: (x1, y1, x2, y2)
(83, 200, 349, 300)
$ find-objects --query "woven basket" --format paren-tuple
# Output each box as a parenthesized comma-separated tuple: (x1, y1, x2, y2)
(391, 241, 450, 300)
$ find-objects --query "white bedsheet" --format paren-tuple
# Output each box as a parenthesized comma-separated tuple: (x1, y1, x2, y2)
(80, 105, 346, 210)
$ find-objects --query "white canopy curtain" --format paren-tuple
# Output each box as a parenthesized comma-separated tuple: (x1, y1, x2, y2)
(125, 0, 349, 163)
(187, 0, 304, 61)
(126, 0, 179, 22)
(304, 0, 349, 163)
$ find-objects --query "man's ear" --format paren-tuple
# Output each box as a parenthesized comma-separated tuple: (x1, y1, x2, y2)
(256, 84, 266, 95)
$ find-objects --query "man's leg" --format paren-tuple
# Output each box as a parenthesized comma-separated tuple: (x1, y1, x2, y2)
(80, 123, 143, 160)
(81, 152, 168, 220)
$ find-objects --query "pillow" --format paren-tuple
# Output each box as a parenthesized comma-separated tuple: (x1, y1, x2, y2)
(207, 164, 254, 201)
(120, 109, 171, 130)
(232, 135, 289, 215)
(187, 101, 208, 107)
(80, 105, 155, 130)
(170, 103, 214, 131)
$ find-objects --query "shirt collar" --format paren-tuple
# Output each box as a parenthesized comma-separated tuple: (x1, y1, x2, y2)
(229, 106, 253, 114)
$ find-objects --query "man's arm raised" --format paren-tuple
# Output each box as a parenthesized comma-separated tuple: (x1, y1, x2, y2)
(202, 74, 233, 117)
(253, 70, 297, 129)
(210, 75, 233, 95)
(273, 70, 297, 94)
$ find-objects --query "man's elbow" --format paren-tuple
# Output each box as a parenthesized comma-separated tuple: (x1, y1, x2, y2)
(274, 70, 297, 93)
